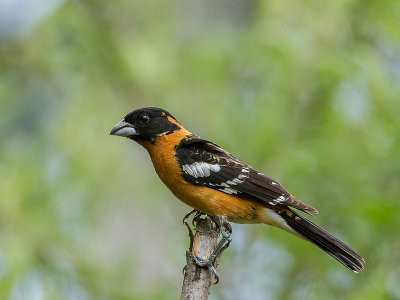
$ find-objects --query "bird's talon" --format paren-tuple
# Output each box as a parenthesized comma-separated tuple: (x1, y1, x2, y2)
(192, 211, 205, 226)
(183, 209, 197, 225)
(221, 221, 232, 239)
(183, 210, 198, 250)
(209, 265, 220, 284)
(183, 221, 193, 237)
(192, 254, 207, 267)
(192, 254, 220, 284)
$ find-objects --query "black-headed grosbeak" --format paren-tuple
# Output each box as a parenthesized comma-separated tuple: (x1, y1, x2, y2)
(110, 107, 365, 273)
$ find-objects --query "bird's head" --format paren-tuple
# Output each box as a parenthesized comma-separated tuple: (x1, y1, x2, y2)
(110, 107, 182, 144)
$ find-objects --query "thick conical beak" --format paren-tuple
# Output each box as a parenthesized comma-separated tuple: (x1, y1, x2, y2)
(110, 120, 137, 137)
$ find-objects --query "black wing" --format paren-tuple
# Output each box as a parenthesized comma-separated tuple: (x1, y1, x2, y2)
(175, 135, 318, 214)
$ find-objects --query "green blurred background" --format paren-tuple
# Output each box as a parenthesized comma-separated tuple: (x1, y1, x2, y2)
(1, 0, 400, 299)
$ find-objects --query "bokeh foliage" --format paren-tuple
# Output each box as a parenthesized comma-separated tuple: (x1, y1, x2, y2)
(1, 0, 400, 299)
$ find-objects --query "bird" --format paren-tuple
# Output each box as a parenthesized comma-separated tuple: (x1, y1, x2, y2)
(110, 107, 365, 275)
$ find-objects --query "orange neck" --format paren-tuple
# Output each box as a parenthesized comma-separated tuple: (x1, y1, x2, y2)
(138, 127, 192, 158)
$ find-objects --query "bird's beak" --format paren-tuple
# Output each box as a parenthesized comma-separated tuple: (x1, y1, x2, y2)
(110, 120, 137, 137)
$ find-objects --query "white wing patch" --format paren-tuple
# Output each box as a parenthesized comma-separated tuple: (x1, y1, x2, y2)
(218, 187, 239, 194)
(182, 163, 250, 196)
(182, 162, 221, 178)
(269, 195, 287, 206)
(216, 167, 249, 195)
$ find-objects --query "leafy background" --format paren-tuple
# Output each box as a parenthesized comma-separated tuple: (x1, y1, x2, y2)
(1, 0, 399, 299)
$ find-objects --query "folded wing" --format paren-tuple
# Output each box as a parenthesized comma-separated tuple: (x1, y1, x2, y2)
(175, 135, 318, 214)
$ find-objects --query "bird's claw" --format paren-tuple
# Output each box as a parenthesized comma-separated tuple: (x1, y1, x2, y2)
(183, 211, 232, 284)
(183, 210, 197, 250)
(192, 211, 205, 226)
(183, 210, 208, 250)
(192, 254, 220, 285)
(221, 220, 232, 240)
(191, 216, 232, 284)
(183, 209, 197, 225)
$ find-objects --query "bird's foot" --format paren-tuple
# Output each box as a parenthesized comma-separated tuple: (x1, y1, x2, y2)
(183, 209, 196, 250)
(192, 216, 232, 284)
(183, 209, 206, 251)
(192, 254, 220, 284)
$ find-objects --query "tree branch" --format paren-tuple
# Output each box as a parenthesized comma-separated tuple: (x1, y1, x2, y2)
(180, 217, 220, 300)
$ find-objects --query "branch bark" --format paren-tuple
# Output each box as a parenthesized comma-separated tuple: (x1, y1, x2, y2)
(180, 217, 220, 300)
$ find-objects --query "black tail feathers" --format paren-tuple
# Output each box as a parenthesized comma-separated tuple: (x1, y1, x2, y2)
(280, 209, 365, 273)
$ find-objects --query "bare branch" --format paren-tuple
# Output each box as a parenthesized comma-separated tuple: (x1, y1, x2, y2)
(180, 217, 220, 300)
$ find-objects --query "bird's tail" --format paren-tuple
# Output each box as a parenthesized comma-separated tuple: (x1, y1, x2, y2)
(278, 209, 365, 272)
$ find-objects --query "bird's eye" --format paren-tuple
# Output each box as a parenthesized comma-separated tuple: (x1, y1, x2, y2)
(139, 114, 150, 124)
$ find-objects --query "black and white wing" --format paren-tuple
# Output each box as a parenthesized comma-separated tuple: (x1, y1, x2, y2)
(175, 135, 318, 214)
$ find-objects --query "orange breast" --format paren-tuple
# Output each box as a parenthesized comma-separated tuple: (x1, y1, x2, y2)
(139, 130, 270, 223)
